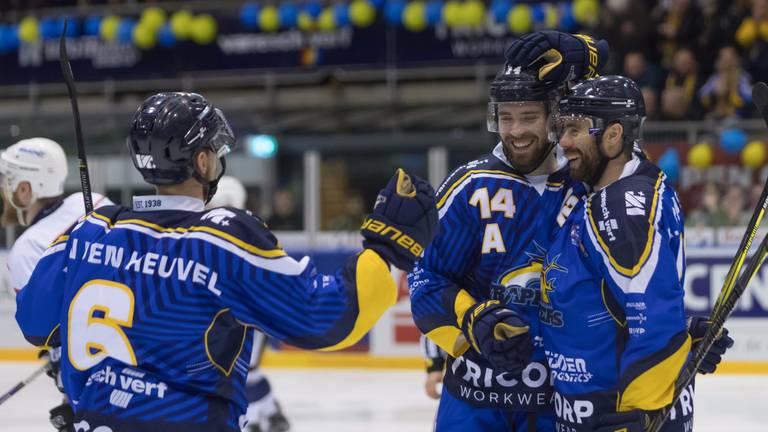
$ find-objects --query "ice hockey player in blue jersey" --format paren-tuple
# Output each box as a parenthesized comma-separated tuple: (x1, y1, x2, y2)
(15, 92, 438, 432)
(409, 32, 609, 431)
(541, 75, 732, 432)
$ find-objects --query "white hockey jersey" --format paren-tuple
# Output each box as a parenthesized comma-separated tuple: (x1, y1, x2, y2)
(8, 192, 111, 292)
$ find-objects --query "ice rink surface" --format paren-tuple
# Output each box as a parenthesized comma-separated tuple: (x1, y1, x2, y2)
(1, 362, 766, 431)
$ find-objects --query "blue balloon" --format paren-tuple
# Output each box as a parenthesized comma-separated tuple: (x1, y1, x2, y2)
(117, 19, 136, 43)
(334, 4, 351, 27)
(305, 1, 324, 19)
(658, 149, 680, 183)
(84, 15, 102, 36)
(491, 0, 513, 23)
(384, 0, 406, 24)
(278, 3, 300, 28)
(0, 26, 11, 53)
(720, 128, 748, 154)
(560, 2, 577, 31)
(40, 17, 60, 39)
(370, 0, 386, 9)
(63, 17, 79, 37)
(5, 26, 20, 51)
(158, 23, 176, 47)
(531, 4, 546, 23)
(240, 3, 261, 29)
(425, 0, 443, 25)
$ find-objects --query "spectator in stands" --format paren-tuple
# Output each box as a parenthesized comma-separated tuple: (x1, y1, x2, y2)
(698, 45, 753, 120)
(599, 0, 655, 72)
(266, 188, 303, 230)
(736, 0, 768, 86)
(654, 0, 702, 67)
(327, 190, 365, 231)
(687, 182, 724, 228)
(660, 47, 702, 120)
(695, 0, 744, 76)
(623, 51, 663, 119)
(722, 183, 750, 226)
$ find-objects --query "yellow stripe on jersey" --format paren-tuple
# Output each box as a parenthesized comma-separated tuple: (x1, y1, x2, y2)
(319, 249, 397, 352)
(425, 326, 470, 358)
(618, 334, 691, 412)
(587, 172, 664, 277)
(436, 170, 525, 209)
(87, 212, 286, 259)
(205, 308, 247, 377)
(454, 288, 477, 327)
(42, 324, 61, 350)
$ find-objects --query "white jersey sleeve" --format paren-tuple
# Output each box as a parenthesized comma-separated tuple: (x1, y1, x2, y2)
(9, 192, 112, 292)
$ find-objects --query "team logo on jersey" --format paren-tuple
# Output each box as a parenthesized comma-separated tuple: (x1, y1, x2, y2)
(625, 191, 646, 216)
(201, 208, 236, 226)
(490, 242, 546, 307)
(539, 253, 566, 327)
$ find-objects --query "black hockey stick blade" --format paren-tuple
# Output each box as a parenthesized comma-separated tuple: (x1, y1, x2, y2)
(59, 20, 94, 214)
(754, 82, 768, 122)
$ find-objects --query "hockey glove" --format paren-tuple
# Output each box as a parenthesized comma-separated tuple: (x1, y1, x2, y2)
(361, 168, 438, 271)
(461, 300, 533, 374)
(504, 31, 609, 83)
(688, 316, 735, 374)
(49, 401, 75, 432)
(592, 410, 648, 432)
(40, 347, 65, 393)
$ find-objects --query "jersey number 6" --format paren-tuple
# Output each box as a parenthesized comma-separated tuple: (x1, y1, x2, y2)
(68, 280, 137, 371)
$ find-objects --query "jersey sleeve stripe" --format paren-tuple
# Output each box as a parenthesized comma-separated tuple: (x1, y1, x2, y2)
(425, 326, 470, 358)
(586, 172, 665, 277)
(204, 308, 248, 377)
(40, 241, 68, 259)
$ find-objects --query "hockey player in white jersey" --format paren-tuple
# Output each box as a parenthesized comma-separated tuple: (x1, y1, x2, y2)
(207, 176, 290, 432)
(1, 137, 112, 431)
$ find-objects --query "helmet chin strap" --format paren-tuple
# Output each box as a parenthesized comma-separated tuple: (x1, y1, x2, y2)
(192, 157, 226, 204)
(2, 185, 31, 227)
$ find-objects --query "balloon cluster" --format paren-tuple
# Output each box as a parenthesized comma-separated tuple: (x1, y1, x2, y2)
(673, 129, 766, 172)
(97, 9, 218, 48)
(240, 0, 377, 32)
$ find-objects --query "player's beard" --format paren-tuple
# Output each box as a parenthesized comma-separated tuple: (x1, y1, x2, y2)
(566, 143, 604, 185)
(501, 132, 551, 174)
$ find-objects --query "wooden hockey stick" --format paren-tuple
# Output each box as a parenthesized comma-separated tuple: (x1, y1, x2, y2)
(648, 81, 768, 432)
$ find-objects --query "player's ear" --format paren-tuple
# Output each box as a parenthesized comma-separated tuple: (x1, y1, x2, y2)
(15, 181, 32, 207)
(603, 123, 624, 156)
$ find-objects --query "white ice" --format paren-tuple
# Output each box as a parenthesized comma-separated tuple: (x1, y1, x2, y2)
(0, 362, 765, 431)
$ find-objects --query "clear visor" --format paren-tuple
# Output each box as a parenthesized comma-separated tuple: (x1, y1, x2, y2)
(185, 107, 236, 158)
(487, 101, 549, 133)
(553, 114, 603, 139)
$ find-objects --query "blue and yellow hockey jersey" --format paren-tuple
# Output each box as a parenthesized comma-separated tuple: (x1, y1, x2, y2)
(16, 195, 397, 432)
(540, 158, 694, 431)
(409, 144, 584, 412)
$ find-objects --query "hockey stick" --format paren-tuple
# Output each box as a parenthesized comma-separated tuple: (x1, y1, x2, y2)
(0, 363, 49, 407)
(648, 81, 768, 432)
(59, 19, 94, 214)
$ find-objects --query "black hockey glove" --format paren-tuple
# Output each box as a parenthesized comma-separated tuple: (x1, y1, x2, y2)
(361, 168, 438, 271)
(592, 409, 648, 432)
(461, 300, 533, 374)
(504, 31, 609, 83)
(49, 401, 75, 432)
(40, 347, 65, 393)
(688, 316, 735, 374)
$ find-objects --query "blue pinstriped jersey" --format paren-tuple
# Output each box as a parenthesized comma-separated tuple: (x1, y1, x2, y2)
(409, 144, 585, 412)
(541, 158, 693, 431)
(16, 195, 396, 432)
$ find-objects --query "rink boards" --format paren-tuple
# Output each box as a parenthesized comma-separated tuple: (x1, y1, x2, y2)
(2, 241, 768, 371)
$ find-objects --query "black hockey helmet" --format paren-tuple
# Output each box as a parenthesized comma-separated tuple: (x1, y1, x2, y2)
(556, 75, 646, 151)
(487, 64, 560, 133)
(127, 92, 236, 200)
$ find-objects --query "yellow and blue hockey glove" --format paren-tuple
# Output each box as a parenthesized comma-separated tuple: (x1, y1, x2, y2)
(461, 300, 533, 374)
(361, 168, 438, 271)
(504, 31, 609, 83)
(688, 316, 735, 374)
(593, 410, 648, 432)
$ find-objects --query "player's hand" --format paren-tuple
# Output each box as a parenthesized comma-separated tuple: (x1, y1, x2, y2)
(592, 409, 648, 432)
(688, 316, 735, 374)
(361, 168, 438, 271)
(461, 300, 533, 374)
(504, 31, 609, 83)
(424, 370, 443, 400)
(40, 347, 65, 393)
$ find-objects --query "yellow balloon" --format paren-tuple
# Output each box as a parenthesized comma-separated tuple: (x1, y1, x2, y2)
(736, 18, 758, 47)
(544, 4, 559, 29)
(508, 4, 532, 34)
(19, 16, 40, 44)
(443, 1, 462, 28)
(100, 15, 121, 41)
(297, 12, 315, 31)
(462, 0, 486, 28)
(259, 6, 280, 33)
(760, 20, 768, 41)
(349, 0, 376, 28)
(191, 14, 217, 44)
(170, 10, 194, 40)
(573, 0, 599, 26)
(403, 1, 427, 32)
(688, 143, 714, 168)
(140, 7, 166, 31)
(742, 140, 766, 168)
(133, 23, 157, 49)
(318, 8, 336, 31)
